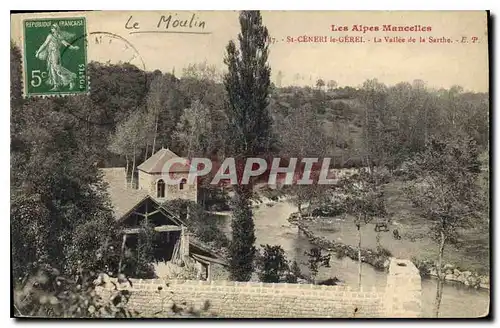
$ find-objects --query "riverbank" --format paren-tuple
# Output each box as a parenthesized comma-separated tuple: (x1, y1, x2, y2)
(288, 213, 489, 290)
(288, 214, 391, 271)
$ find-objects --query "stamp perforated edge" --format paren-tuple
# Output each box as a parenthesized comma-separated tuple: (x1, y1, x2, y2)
(21, 16, 90, 99)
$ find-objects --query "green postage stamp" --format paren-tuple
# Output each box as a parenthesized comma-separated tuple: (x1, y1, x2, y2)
(23, 17, 88, 97)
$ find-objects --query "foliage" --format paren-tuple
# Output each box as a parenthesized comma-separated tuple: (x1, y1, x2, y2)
(376, 246, 392, 257)
(316, 79, 325, 89)
(13, 265, 134, 318)
(406, 135, 482, 245)
(223, 11, 275, 158)
(108, 109, 148, 185)
(411, 256, 432, 278)
(228, 187, 256, 281)
(310, 197, 346, 217)
(10, 33, 490, 317)
(304, 247, 331, 283)
(88, 61, 149, 125)
(14, 265, 211, 318)
(356, 79, 489, 171)
(182, 61, 222, 83)
(274, 102, 332, 213)
(10, 41, 23, 111)
(327, 80, 338, 91)
(285, 261, 303, 283)
(406, 134, 483, 317)
(337, 169, 387, 227)
(334, 247, 348, 260)
(164, 199, 229, 249)
(256, 244, 289, 283)
(335, 169, 387, 286)
(223, 11, 274, 281)
(201, 186, 231, 211)
(259, 186, 286, 202)
(10, 97, 118, 278)
(255, 246, 303, 284)
(174, 100, 213, 157)
(132, 221, 158, 278)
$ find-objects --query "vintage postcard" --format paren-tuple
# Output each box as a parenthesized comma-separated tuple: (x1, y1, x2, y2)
(10, 10, 490, 319)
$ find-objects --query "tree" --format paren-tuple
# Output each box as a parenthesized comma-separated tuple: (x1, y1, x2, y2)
(10, 41, 23, 111)
(406, 134, 482, 317)
(286, 261, 302, 283)
(327, 80, 338, 91)
(223, 11, 274, 281)
(164, 199, 229, 249)
(108, 110, 148, 187)
(359, 79, 388, 169)
(338, 169, 387, 288)
(304, 247, 331, 284)
(276, 70, 284, 88)
(154, 74, 186, 153)
(315, 79, 325, 90)
(133, 221, 157, 278)
(257, 244, 289, 283)
(11, 97, 118, 278)
(146, 75, 168, 157)
(88, 62, 149, 126)
(275, 104, 331, 215)
(228, 187, 256, 281)
(182, 61, 222, 83)
(13, 266, 135, 318)
(11, 42, 26, 186)
(174, 100, 213, 158)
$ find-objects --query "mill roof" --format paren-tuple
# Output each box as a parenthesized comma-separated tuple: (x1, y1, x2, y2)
(101, 167, 149, 219)
(137, 148, 192, 174)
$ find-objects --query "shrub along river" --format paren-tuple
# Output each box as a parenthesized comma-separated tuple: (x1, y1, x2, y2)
(218, 199, 490, 318)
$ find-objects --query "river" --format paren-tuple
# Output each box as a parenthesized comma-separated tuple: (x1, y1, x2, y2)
(219, 199, 490, 318)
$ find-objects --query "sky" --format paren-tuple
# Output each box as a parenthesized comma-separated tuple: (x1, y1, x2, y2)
(11, 10, 489, 92)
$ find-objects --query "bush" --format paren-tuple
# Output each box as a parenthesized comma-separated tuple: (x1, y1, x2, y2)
(13, 265, 135, 318)
(196, 223, 229, 249)
(376, 246, 393, 257)
(317, 277, 341, 286)
(335, 247, 348, 259)
(311, 199, 345, 217)
(257, 244, 289, 283)
(331, 101, 350, 113)
(305, 247, 331, 282)
(201, 186, 231, 211)
(164, 200, 229, 249)
(411, 256, 432, 277)
(285, 261, 302, 283)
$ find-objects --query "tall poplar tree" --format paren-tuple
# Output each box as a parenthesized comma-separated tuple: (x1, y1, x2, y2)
(223, 11, 274, 281)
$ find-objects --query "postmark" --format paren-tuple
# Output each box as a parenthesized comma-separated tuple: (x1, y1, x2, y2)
(23, 17, 88, 97)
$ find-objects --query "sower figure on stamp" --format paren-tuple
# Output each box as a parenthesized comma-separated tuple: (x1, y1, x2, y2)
(35, 23, 79, 91)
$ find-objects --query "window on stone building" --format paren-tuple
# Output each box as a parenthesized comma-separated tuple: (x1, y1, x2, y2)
(179, 178, 187, 190)
(157, 179, 165, 198)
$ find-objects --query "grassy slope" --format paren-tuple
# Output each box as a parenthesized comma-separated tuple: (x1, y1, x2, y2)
(272, 89, 367, 165)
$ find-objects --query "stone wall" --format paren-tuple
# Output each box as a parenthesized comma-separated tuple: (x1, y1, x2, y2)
(97, 258, 421, 318)
(384, 259, 422, 318)
(138, 171, 197, 202)
(289, 215, 391, 271)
